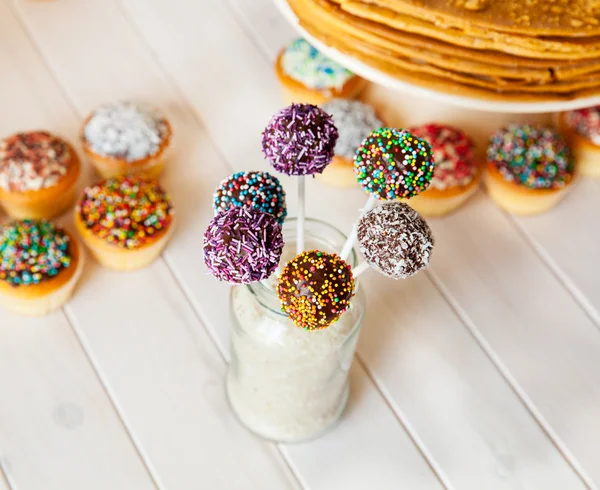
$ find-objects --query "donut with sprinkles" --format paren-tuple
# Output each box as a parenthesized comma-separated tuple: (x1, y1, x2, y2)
(77, 176, 174, 249)
(487, 124, 573, 189)
(0, 220, 72, 287)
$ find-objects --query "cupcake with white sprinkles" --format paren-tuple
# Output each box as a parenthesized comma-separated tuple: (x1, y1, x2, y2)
(81, 101, 172, 179)
(317, 99, 382, 187)
(275, 38, 366, 105)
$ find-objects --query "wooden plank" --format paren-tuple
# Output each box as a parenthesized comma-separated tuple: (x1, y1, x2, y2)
(512, 179, 600, 325)
(0, 4, 158, 490)
(0, 311, 157, 490)
(112, 0, 596, 489)
(10, 1, 446, 488)
(427, 191, 600, 487)
(11, 0, 450, 488)
(0, 469, 9, 490)
(6, 1, 298, 489)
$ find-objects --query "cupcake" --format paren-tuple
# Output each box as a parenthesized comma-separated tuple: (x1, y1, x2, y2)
(75, 176, 175, 270)
(317, 99, 382, 187)
(0, 220, 83, 316)
(81, 101, 172, 179)
(0, 131, 80, 219)
(485, 124, 575, 215)
(558, 106, 600, 177)
(275, 38, 366, 105)
(406, 123, 480, 216)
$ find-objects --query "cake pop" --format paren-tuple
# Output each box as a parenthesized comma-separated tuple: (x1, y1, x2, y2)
(261, 103, 338, 176)
(278, 250, 354, 330)
(213, 171, 287, 225)
(340, 127, 435, 261)
(203, 207, 284, 284)
(356, 202, 434, 279)
(262, 103, 339, 254)
(354, 127, 435, 200)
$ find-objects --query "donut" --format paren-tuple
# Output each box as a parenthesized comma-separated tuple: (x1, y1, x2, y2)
(203, 207, 284, 284)
(408, 123, 477, 191)
(0, 219, 83, 316)
(487, 124, 573, 189)
(81, 101, 172, 179)
(75, 176, 175, 270)
(357, 202, 434, 279)
(261, 103, 338, 176)
(277, 250, 354, 330)
(213, 171, 287, 225)
(0, 131, 81, 219)
(280, 39, 355, 92)
(354, 128, 435, 200)
(321, 99, 382, 161)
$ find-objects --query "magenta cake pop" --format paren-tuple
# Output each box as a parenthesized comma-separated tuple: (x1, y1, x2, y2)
(261, 103, 338, 176)
(203, 207, 284, 284)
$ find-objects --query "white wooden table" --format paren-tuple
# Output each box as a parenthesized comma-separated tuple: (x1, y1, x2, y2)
(1, 1, 599, 489)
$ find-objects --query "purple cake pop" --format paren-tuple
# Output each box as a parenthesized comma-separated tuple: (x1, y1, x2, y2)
(261, 103, 338, 176)
(203, 207, 284, 284)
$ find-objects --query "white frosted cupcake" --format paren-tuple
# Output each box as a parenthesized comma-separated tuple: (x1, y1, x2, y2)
(81, 101, 172, 179)
(317, 99, 382, 187)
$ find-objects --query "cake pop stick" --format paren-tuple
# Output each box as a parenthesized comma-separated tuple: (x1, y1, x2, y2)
(351, 261, 371, 279)
(262, 103, 338, 255)
(297, 176, 305, 254)
(340, 127, 435, 261)
(339, 194, 376, 261)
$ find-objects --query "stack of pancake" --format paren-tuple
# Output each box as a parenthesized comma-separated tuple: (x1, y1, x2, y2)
(287, 0, 600, 101)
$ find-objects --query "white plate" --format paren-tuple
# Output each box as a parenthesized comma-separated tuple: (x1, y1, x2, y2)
(273, 0, 600, 114)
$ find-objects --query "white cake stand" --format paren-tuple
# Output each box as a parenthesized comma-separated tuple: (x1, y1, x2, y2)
(273, 0, 600, 113)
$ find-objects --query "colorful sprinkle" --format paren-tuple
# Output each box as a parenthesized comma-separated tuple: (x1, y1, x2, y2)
(213, 171, 287, 225)
(203, 207, 284, 284)
(321, 99, 382, 160)
(565, 106, 600, 145)
(262, 103, 338, 176)
(409, 123, 477, 190)
(487, 124, 573, 189)
(277, 250, 354, 330)
(354, 128, 435, 200)
(357, 202, 434, 280)
(83, 101, 169, 162)
(0, 131, 73, 192)
(280, 38, 354, 91)
(77, 176, 174, 249)
(0, 220, 71, 287)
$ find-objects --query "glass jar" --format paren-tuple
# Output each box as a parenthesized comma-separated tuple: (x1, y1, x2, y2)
(227, 218, 366, 443)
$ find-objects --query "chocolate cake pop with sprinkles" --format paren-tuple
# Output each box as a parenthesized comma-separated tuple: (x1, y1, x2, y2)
(203, 207, 284, 284)
(487, 124, 573, 189)
(0, 220, 72, 287)
(357, 202, 434, 279)
(354, 128, 435, 200)
(213, 171, 287, 225)
(278, 250, 354, 330)
(261, 103, 338, 176)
